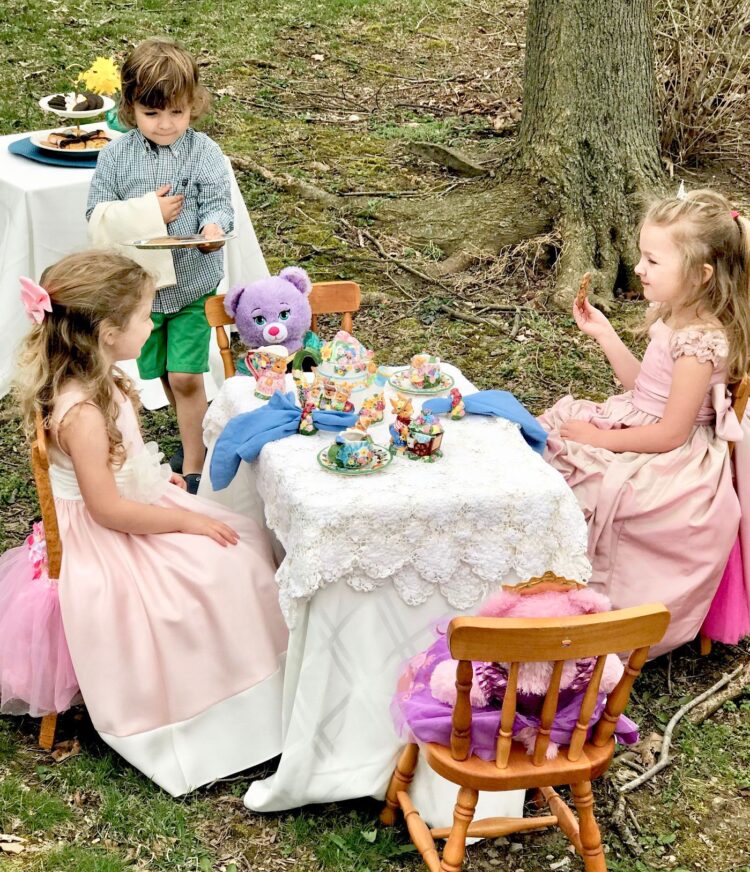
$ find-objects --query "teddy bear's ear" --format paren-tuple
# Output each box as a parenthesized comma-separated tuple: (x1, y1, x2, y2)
(279, 266, 312, 296)
(224, 284, 245, 317)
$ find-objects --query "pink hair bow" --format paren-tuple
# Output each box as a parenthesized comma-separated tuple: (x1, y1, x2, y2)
(20, 276, 52, 324)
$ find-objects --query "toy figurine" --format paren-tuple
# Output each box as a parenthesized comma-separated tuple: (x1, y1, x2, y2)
(449, 388, 466, 420)
(246, 345, 288, 400)
(389, 394, 413, 455)
(356, 391, 385, 431)
(405, 411, 444, 462)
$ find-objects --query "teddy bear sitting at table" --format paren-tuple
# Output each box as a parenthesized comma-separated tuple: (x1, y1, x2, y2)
(224, 266, 313, 355)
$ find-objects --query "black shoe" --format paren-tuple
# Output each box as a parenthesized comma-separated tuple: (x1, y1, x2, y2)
(184, 473, 202, 495)
(169, 445, 184, 475)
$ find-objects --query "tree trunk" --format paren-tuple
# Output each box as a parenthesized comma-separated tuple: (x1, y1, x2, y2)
(518, 0, 663, 304)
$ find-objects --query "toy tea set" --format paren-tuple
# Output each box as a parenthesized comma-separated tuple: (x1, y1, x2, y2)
(227, 267, 457, 476)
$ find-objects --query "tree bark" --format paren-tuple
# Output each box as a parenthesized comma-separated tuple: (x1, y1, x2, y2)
(518, 0, 663, 304)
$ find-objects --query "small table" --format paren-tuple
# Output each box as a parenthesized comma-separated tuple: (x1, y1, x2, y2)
(201, 366, 590, 825)
(0, 127, 268, 405)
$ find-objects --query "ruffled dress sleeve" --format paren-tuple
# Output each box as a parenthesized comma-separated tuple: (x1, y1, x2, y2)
(670, 327, 729, 369)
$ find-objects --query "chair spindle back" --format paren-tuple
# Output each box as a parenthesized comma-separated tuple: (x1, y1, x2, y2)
(447, 596, 669, 768)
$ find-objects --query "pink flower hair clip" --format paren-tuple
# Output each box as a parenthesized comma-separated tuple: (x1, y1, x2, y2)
(731, 210, 740, 220)
(20, 276, 52, 324)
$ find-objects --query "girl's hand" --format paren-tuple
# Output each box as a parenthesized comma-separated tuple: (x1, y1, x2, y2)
(572, 298, 614, 342)
(178, 511, 239, 546)
(560, 420, 606, 447)
(170, 473, 187, 490)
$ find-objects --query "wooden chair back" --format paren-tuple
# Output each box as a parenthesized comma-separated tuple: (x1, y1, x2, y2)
(30, 411, 62, 580)
(30, 411, 63, 749)
(205, 280, 362, 379)
(445, 577, 669, 767)
(729, 375, 750, 457)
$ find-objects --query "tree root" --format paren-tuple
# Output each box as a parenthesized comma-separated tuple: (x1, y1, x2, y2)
(406, 141, 488, 177)
(619, 666, 743, 794)
(228, 155, 342, 209)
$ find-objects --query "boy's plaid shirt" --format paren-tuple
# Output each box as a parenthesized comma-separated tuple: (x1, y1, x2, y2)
(86, 128, 234, 313)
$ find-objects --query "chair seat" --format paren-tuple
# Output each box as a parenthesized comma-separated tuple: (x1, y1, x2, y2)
(424, 737, 615, 791)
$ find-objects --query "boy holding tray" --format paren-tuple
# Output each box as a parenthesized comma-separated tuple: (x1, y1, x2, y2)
(86, 37, 233, 493)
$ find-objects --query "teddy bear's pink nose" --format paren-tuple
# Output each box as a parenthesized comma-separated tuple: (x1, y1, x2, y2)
(267, 325, 280, 336)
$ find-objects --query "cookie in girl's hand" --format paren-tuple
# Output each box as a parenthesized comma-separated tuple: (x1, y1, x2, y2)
(576, 272, 591, 309)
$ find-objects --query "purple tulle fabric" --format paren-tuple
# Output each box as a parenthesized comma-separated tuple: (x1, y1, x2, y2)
(392, 626, 639, 761)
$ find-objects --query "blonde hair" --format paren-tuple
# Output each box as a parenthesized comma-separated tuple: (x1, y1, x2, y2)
(119, 37, 211, 129)
(642, 188, 750, 381)
(14, 251, 154, 467)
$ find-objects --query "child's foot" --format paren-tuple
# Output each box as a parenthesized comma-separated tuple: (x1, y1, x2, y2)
(184, 473, 201, 495)
(169, 445, 184, 474)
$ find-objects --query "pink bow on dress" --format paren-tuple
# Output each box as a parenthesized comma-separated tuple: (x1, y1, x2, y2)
(20, 276, 52, 324)
(712, 383, 744, 443)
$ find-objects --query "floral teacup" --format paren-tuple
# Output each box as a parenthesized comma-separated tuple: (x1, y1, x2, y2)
(328, 429, 375, 469)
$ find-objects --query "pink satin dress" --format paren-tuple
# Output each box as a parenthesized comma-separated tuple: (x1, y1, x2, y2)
(43, 385, 287, 794)
(539, 320, 746, 657)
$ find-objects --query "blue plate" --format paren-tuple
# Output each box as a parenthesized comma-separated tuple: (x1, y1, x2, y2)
(8, 136, 98, 168)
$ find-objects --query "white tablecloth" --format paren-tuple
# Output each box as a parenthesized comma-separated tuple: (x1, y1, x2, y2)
(0, 127, 268, 406)
(200, 365, 591, 824)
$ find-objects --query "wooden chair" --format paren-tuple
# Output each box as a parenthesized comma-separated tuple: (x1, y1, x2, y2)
(30, 411, 64, 751)
(380, 574, 670, 872)
(205, 280, 361, 379)
(699, 374, 750, 655)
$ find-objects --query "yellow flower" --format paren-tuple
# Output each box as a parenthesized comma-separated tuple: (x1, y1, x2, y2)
(77, 57, 120, 97)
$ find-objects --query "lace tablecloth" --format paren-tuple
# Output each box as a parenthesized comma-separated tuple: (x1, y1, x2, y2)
(202, 364, 591, 626)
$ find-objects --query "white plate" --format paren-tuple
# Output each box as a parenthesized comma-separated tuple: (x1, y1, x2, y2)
(39, 94, 115, 119)
(30, 124, 123, 156)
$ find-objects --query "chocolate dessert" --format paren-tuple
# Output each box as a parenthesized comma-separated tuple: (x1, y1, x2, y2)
(40, 128, 111, 150)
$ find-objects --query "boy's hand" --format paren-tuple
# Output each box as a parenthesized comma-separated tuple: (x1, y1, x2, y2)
(169, 472, 187, 490)
(197, 222, 225, 253)
(156, 184, 184, 224)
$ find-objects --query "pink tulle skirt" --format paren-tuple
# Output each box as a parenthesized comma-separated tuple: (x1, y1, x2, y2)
(702, 537, 750, 645)
(0, 544, 79, 717)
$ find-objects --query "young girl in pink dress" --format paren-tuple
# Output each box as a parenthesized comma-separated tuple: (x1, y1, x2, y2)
(540, 189, 750, 656)
(0, 251, 288, 795)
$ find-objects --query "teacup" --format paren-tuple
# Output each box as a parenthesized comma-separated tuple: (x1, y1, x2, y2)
(328, 429, 375, 469)
(409, 353, 441, 389)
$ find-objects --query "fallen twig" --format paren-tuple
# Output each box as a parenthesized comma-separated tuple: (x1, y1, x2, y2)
(338, 218, 455, 291)
(688, 660, 750, 726)
(437, 304, 503, 330)
(610, 795, 644, 856)
(619, 666, 742, 794)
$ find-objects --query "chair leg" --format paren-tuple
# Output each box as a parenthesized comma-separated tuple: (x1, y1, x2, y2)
(439, 786, 478, 872)
(570, 781, 606, 872)
(38, 713, 58, 751)
(380, 743, 419, 825)
(700, 632, 712, 656)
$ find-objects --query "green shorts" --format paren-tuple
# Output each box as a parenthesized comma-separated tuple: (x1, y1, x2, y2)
(137, 292, 215, 379)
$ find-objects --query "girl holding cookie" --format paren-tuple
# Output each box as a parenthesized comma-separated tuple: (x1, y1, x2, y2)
(540, 189, 750, 655)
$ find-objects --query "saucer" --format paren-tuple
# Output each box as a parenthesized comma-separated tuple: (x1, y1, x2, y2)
(388, 368, 455, 395)
(317, 444, 392, 475)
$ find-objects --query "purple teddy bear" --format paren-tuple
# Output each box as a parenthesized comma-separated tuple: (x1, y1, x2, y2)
(224, 266, 312, 353)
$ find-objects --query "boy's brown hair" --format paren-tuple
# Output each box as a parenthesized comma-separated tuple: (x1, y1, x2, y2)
(119, 37, 211, 128)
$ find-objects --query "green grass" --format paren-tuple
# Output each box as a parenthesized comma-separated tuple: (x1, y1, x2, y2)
(20, 846, 128, 872)
(0, 775, 72, 834)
